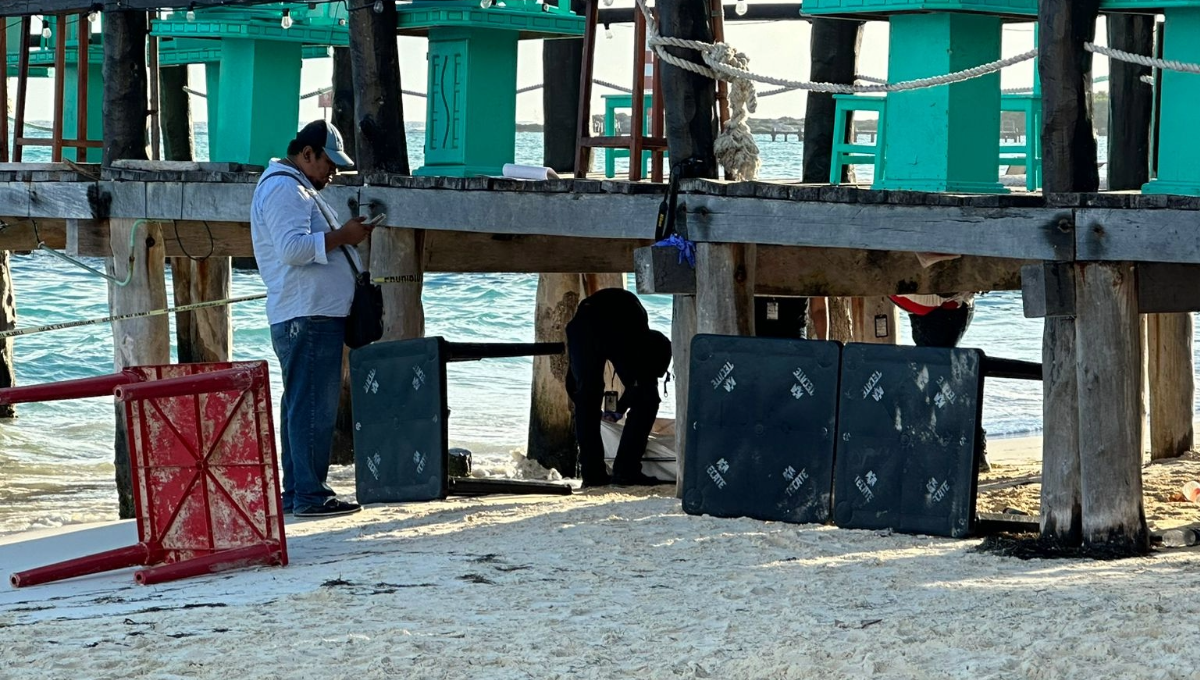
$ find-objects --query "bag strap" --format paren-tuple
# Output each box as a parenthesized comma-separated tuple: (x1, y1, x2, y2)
(260, 170, 363, 277)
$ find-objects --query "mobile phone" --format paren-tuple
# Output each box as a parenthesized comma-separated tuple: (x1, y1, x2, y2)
(365, 213, 387, 226)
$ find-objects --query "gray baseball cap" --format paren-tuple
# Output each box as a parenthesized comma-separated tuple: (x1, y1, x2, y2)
(295, 119, 354, 168)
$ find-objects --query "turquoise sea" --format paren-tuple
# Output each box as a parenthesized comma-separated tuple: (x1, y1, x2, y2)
(0, 125, 1190, 536)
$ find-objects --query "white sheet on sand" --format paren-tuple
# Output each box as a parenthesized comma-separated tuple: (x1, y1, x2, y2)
(2, 485, 1198, 680)
(600, 418, 678, 482)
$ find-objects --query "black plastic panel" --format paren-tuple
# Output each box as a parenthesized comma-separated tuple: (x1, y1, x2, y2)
(683, 334, 841, 524)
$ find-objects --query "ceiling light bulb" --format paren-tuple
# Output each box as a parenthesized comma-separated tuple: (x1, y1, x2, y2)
(605, 26, 613, 39)
(42, 24, 52, 39)
(88, 12, 98, 24)
(186, 9, 196, 21)
(373, 0, 384, 12)
(735, 0, 748, 15)
(281, 11, 293, 29)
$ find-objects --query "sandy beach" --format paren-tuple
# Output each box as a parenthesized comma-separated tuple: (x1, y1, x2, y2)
(2, 438, 1198, 680)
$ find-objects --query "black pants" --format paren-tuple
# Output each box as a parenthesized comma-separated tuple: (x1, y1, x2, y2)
(565, 323, 661, 481)
(908, 304, 973, 348)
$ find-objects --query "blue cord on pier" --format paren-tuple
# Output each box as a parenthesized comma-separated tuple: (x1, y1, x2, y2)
(654, 233, 696, 269)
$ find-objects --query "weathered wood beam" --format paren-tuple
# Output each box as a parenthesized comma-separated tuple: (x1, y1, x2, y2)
(527, 274, 584, 476)
(1037, 0, 1100, 549)
(686, 196, 1072, 260)
(636, 245, 1029, 296)
(1022, 262, 1200, 316)
(348, 0, 407, 174)
(598, 3, 803, 24)
(696, 243, 755, 337)
(1074, 262, 1149, 554)
(545, 0, 587, 173)
(1077, 208, 1200, 263)
(159, 66, 193, 164)
(802, 18, 863, 185)
(171, 258, 231, 363)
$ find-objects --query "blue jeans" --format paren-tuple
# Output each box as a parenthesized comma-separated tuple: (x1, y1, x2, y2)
(270, 316, 345, 511)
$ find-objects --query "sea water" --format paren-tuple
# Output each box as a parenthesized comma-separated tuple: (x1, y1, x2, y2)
(1, 125, 1189, 536)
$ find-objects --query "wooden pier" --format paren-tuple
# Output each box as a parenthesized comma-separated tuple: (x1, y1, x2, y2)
(2, 0, 1196, 556)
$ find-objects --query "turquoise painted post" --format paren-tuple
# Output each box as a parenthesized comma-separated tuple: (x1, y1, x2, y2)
(397, 0, 583, 177)
(874, 13, 1005, 193)
(205, 63, 222, 162)
(61, 62, 103, 162)
(211, 39, 302, 166)
(1143, 7, 1200, 195)
(419, 27, 520, 177)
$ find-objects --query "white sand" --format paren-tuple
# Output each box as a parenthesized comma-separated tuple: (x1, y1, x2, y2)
(3, 460, 1199, 680)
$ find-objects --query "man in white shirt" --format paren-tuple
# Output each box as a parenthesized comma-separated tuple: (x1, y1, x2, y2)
(251, 120, 374, 518)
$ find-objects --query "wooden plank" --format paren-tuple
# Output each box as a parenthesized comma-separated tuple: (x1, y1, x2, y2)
(1077, 208, 1200, 263)
(637, 245, 1029, 296)
(332, 46, 356, 162)
(362, 189, 660, 239)
(1, 219, 67, 250)
(52, 15, 66, 162)
(546, 0, 586, 173)
(178, 182, 256, 222)
(12, 17, 31, 163)
(803, 18, 864, 184)
(372, 228, 425, 340)
(1024, 262, 1200, 316)
(1074, 262, 1149, 554)
(527, 273, 584, 476)
(26, 182, 94, 219)
(1147, 313, 1194, 460)
(672, 295, 696, 499)
(687, 196, 1073, 260)
(1040, 316, 1082, 545)
(0, 184, 32, 218)
(1038, 0, 1101, 193)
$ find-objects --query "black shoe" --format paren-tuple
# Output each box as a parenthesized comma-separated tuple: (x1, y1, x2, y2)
(581, 473, 611, 488)
(611, 470, 668, 487)
(294, 499, 362, 518)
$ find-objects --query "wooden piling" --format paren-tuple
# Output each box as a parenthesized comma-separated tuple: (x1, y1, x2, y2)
(1075, 263, 1149, 553)
(159, 66, 193, 163)
(1036, 0, 1101, 547)
(544, 0, 587, 172)
(108, 219, 170, 519)
(851, 297, 898, 344)
(348, 0, 408, 173)
(672, 295, 696, 498)
(1147, 313, 1194, 460)
(1041, 316, 1081, 544)
(802, 18, 864, 185)
(527, 274, 585, 475)
(332, 46, 357, 162)
(656, 0, 719, 177)
(103, 10, 154, 519)
(1, 251, 15, 419)
(696, 243, 755, 336)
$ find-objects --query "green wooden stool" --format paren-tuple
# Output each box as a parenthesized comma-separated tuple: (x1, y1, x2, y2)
(602, 93, 661, 178)
(396, 0, 584, 177)
(806, 0, 1037, 194)
(829, 94, 887, 185)
(1000, 93, 1042, 192)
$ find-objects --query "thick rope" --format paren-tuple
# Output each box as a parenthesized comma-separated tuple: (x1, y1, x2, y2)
(1085, 42, 1200, 75)
(711, 44, 760, 181)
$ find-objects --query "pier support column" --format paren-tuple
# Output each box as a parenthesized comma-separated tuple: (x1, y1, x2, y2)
(1041, 316, 1081, 544)
(672, 295, 696, 498)
(528, 274, 585, 475)
(1075, 263, 1149, 554)
(211, 40, 302, 166)
(108, 219, 170, 519)
(1147, 313, 1194, 460)
(171, 257, 232, 363)
(1, 251, 15, 419)
(875, 13, 1004, 193)
(851, 297, 899, 344)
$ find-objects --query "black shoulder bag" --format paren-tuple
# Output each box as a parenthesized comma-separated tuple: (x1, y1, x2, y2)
(261, 171, 383, 349)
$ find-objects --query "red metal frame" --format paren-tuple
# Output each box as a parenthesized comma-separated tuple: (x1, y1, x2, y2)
(4, 362, 287, 588)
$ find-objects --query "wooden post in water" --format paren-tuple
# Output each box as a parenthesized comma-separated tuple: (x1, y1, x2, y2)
(1109, 16, 1195, 461)
(160, 62, 233, 365)
(103, 10, 156, 519)
(1, 251, 14, 419)
(528, 274, 585, 474)
(1075, 263, 1148, 553)
(545, 0, 587, 172)
(658, 0, 720, 496)
(1147, 313, 1193, 459)
(332, 46, 357, 162)
(803, 19, 863, 340)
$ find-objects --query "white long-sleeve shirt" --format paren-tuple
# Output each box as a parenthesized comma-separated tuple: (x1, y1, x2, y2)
(250, 160, 363, 325)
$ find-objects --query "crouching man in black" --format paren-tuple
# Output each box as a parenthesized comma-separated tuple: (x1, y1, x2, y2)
(566, 288, 672, 487)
